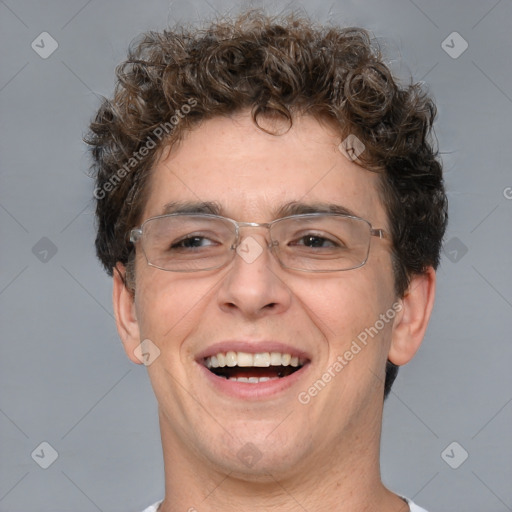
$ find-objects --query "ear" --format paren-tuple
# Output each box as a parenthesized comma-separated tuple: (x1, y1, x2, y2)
(112, 264, 142, 365)
(388, 267, 436, 366)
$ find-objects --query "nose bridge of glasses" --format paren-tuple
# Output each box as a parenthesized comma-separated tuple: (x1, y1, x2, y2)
(229, 222, 282, 263)
(236, 221, 272, 229)
(234, 221, 275, 246)
(228, 221, 279, 270)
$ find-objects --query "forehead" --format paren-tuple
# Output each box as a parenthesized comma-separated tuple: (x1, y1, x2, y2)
(143, 112, 387, 226)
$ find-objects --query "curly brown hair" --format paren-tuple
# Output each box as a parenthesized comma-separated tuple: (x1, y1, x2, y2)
(87, 11, 447, 397)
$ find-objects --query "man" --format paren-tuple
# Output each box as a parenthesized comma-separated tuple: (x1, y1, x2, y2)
(88, 11, 447, 512)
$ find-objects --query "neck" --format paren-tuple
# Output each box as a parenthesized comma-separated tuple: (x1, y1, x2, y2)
(157, 406, 408, 512)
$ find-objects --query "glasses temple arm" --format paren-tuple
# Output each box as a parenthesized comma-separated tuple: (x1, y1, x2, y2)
(370, 228, 388, 239)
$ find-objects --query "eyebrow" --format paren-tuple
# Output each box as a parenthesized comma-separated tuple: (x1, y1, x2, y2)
(160, 200, 360, 219)
(274, 201, 358, 219)
(161, 200, 222, 216)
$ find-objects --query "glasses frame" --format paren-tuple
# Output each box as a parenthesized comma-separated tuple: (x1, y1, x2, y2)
(129, 212, 388, 273)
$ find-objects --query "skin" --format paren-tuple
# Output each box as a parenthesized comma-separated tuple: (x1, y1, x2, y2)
(113, 111, 436, 512)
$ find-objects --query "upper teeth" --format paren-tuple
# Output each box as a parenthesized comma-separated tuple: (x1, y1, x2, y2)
(205, 351, 303, 369)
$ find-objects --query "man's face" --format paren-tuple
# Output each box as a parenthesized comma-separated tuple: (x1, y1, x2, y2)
(124, 112, 398, 478)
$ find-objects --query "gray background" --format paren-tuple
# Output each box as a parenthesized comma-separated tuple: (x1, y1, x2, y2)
(1, 0, 511, 511)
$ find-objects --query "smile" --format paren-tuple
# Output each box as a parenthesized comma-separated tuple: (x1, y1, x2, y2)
(204, 351, 307, 382)
(196, 343, 312, 399)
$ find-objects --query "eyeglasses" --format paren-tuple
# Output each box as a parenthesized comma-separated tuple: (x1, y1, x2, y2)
(129, 213, 388, 273)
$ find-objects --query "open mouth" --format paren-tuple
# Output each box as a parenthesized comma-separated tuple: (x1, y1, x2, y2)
(203, 351, 308, 383)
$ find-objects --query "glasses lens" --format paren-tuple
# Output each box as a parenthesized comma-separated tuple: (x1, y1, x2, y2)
(271, 214, 371, 271)
(137, 213, 373, 272)
(141, 215, 235, 271)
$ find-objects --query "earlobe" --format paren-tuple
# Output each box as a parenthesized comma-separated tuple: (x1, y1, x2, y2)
(112, 264, 143, 365)
(388, 267, 436, 366)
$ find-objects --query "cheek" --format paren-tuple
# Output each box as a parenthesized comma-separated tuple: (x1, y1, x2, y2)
(133, 268, 213, 346)
(301, 265, 396, 354)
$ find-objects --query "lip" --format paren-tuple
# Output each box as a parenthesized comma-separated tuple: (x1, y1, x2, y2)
(195, 340, 312, 400)
(195, 340, 311, 361)
(197, 359, 311, 400)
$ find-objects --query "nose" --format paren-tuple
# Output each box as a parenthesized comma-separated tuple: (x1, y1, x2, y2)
(216, 233, 292, 319)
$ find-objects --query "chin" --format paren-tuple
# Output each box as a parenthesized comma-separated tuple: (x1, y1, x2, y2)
(196, 426, 313, 481)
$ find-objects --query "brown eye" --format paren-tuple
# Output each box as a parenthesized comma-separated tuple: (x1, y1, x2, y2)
(296, 235, 336, 248)
(170, 235, 219, 251)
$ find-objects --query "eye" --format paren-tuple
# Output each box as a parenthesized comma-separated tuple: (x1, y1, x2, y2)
(301, 235, 334, 248)
(170, 235, 217, 250)
(291, 233, 341, 249)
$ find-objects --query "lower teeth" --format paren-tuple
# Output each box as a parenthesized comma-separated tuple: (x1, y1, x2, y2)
(227, 376, 279, 383)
